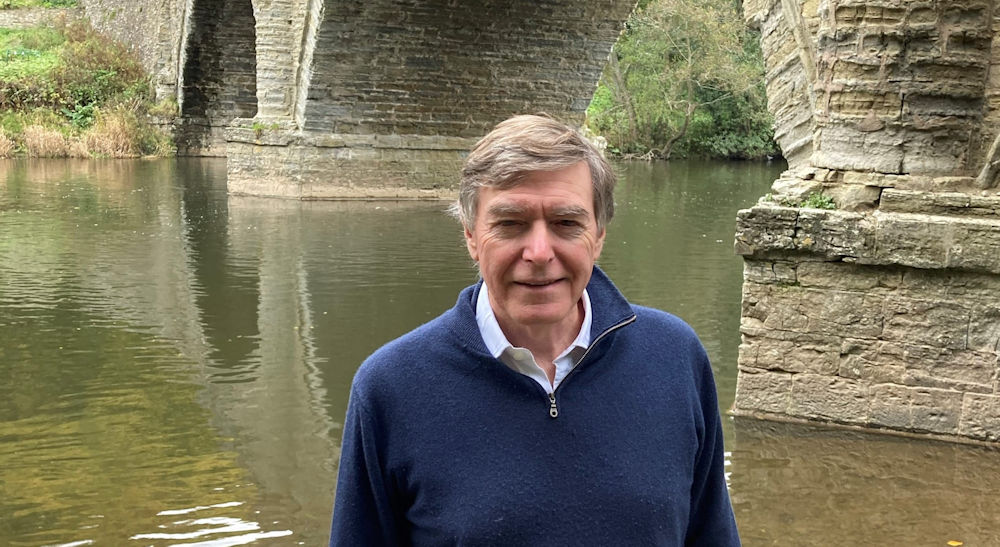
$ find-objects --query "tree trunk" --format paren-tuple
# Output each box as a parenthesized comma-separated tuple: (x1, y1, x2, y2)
(663, 101, 696, 160)
(608, 53, 639, 144)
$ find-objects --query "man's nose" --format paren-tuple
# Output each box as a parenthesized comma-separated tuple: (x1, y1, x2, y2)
(522, 222, 555, 263)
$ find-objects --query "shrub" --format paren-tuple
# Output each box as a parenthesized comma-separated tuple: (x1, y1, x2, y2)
(0, 18, 171, 157)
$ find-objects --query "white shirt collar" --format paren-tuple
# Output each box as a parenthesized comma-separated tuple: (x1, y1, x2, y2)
(475, 282, 592, 359)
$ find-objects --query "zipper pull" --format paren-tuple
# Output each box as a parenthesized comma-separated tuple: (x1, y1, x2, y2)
(548, 392, 558, 418)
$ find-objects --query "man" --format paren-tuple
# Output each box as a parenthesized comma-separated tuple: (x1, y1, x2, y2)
(330, 115, 740, 546)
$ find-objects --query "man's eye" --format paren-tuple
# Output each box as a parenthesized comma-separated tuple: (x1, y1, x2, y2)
(556, 219, 581, 228)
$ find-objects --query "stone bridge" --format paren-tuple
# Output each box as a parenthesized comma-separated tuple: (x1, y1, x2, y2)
(79, 0, 634, 197)
(76, 0, 1000, 443)
(734, 0, 1000, 443)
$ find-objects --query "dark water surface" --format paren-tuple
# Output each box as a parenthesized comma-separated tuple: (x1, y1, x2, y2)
(2, 158, 998, 546)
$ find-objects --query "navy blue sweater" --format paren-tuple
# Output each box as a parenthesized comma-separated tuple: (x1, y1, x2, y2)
(330, 268, 740, 546)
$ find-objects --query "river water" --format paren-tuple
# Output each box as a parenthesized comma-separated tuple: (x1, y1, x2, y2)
(1, 158, 998, 546)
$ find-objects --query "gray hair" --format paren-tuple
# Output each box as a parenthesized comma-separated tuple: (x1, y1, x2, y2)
(452, 114, 616, 231)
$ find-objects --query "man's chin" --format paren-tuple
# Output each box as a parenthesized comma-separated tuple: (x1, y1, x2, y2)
(506, 305, 577, 329)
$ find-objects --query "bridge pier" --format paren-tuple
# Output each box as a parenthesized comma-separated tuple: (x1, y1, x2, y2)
(228, 0, 633, 196)
(225, 124, 470, 198)
(80, 0, 634, 194)
(735, 0, 1000, 443)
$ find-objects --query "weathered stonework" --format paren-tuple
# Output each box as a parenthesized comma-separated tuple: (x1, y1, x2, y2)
(226, 123, 470, 198)
(79, 0, 635, 194)
(740, 0, 1000, 443)
(735, 195, 1000, 442)
(0, 7, 77, 28)
(79, 0, 187, 101)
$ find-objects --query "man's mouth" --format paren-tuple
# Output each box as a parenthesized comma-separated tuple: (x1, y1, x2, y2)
(516, 279, 561, 287)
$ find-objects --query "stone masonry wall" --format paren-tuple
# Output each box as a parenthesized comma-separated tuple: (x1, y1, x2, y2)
(227, 0, 635, 196)
(735, 189, 1000, 441)
(177, 0, 258, 155)
(302, 0, 634, 137)
(226, 124, 470, 198)
(0, 8, 76, 28)
(746, 0, 1000, 176)
(737, 0, 1000, 443)
(80, 0, 185, 100)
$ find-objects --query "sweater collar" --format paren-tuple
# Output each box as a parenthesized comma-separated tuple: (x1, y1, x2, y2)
(448, 265, 635, 355)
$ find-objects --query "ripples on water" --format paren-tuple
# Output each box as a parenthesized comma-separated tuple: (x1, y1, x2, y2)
(4, 158, 1000, 545)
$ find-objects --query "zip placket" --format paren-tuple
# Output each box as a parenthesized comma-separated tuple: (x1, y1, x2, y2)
(546, 314, 636, 419)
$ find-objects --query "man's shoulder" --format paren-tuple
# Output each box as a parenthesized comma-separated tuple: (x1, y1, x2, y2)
(628, 304, 700, 343)
(350, 289, 481, 401)
(355, 312, 453, 382)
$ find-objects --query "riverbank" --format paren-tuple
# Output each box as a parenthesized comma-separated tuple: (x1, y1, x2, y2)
(0, 7, 173, 158)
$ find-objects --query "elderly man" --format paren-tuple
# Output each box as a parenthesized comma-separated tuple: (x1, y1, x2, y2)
(329, 115, 740, 546)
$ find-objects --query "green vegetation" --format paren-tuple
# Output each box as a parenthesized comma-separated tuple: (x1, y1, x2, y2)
(0, 0, 77, 9)
(764, 192, 837, 210)
(251, 120, 280, 139)
(0, 17, 173, 158)
(800, 192, 836, 210)
(587, 0, 778, 161)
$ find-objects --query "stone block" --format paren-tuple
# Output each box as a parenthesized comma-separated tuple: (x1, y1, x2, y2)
(870, 384, 963, 435)
(743, 260, 798, 285)
(796, 261, 880, 290)
(959, 393, 1000, 441)
(868, 383, 912, 429)
(825, 184, 882, 211)
(812, 125, 906, 174)
(873, 213, 951, 269)
(771, 176, 822, 203)
(734, 205, 799, 256)
(968, 305, 1000, 351)
(838, 339, 907, 384)
(794, 209, 874, 258)
(901, 345, 996, 392)
(740, 331, 841, 374)
(946, 219, 1000, 273)
(790, 374, 869, 424)
(733, 369, 793, 415)
(881, 297, 970, 349)
(740, 283, 808, 331)
(799, 288, 885, 338)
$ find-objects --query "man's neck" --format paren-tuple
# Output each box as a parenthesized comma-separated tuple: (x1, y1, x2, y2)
(494, 299, 585, 365)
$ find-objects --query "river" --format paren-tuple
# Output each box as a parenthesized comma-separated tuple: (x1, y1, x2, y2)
(1, 158, 998, 546)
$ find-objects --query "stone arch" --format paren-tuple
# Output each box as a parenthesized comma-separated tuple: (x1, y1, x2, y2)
(178, 0, 258, 155)
(302, 0, 631, 138)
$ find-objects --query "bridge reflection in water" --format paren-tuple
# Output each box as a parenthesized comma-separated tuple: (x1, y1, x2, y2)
(1, 158, 998, 545)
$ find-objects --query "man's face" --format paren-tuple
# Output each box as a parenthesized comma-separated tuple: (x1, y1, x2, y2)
(464, 161, 605, 333)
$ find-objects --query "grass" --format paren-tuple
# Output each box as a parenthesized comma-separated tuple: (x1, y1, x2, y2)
(0, 17, 173, 157)
(0, 0, 78, 9)
(0, 28, 62, 80)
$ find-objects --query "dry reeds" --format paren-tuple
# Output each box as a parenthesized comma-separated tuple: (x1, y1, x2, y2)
(0, 131, 14, 158)
(23, 125, 68, 157)
(85, 109, 140, 158)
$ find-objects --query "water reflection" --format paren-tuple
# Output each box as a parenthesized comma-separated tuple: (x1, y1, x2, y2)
(4, 157, 998, 545)
(731, 418, 1000, 546)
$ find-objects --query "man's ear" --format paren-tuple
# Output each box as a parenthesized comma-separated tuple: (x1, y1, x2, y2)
(464, 225, 479, 262)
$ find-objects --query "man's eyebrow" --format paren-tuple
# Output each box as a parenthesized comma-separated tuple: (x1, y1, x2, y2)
(486, 203, 527, 217)
(551, 205, 589, 217)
